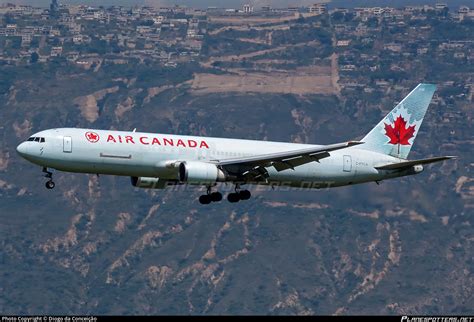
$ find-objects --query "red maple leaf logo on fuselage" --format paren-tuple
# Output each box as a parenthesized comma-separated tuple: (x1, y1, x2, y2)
(384, 115, 415, 145)
(85, 131, 100, 143)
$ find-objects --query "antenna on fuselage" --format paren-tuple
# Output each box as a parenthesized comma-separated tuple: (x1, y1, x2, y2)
(132, 128, 137, 132)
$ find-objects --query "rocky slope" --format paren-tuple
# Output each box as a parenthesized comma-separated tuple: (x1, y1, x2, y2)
(0, 61, 472, 315)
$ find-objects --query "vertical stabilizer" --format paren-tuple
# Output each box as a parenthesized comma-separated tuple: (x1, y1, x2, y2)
(360, 83, 436, 159)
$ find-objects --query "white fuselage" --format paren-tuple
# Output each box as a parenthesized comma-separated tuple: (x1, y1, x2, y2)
(17, 128, 419, 189)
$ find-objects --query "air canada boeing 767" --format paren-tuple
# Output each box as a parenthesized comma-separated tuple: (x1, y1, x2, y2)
(17, 83, 455, 204)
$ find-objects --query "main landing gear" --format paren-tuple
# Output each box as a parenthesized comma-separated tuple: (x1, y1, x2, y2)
(199, 187, 223, 204)
(227, 186, 251, 203)
(43, 167, 55, 189)
(199, 184, 251, 205)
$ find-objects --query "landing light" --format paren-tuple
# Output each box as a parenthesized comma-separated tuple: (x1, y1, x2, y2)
(413, 164, 424, 173)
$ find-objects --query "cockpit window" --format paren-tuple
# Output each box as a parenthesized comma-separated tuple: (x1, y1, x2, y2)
(27, 137, 45, 143)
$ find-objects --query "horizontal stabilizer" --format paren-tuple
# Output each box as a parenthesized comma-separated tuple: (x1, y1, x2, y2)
(375, 156, 456, 170)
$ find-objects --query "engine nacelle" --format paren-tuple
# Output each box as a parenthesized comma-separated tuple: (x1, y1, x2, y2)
(179, 161, 226, 185)
(131, 176, 170, 189)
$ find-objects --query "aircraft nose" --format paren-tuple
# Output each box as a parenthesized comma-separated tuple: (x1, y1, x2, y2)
(16, 142, 29, 157)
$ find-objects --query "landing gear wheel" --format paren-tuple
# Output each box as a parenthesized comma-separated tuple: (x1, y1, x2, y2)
(227, 192, 240, 203)
(210, 191, 223, 202)
(42, 167, 55, 189)
(199, 194, 212, 204)
(239, 190, 251, 200)
(45, 180, 55, 189)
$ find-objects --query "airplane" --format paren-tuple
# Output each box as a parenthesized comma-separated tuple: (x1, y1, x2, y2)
(16, 83, 455, 204)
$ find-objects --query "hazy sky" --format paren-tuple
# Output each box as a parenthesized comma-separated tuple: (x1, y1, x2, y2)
(0, 0, 470, 9)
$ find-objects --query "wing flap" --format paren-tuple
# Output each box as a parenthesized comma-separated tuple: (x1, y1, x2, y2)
(375, 156, 456, 170)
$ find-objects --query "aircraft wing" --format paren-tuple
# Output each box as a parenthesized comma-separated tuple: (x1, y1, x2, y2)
(214, 141, 363, 181)
(375, 156, 456, 170)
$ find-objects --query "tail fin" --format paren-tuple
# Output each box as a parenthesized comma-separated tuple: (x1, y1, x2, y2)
(360, 83, 436, 159)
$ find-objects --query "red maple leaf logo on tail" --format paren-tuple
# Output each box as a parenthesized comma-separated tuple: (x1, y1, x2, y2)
(384, 115, 415, 145)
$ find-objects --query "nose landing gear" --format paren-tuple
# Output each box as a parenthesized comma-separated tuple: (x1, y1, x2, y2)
(43, 167, 55, 189)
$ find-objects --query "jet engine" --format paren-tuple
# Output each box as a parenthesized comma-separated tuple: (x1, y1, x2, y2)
(131, 176, 170, 189)
(178, 161, 226, 184)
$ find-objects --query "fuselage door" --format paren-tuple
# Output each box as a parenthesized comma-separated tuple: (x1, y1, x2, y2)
(63, 136, 72, 153)
(343, 155, 352, 172)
